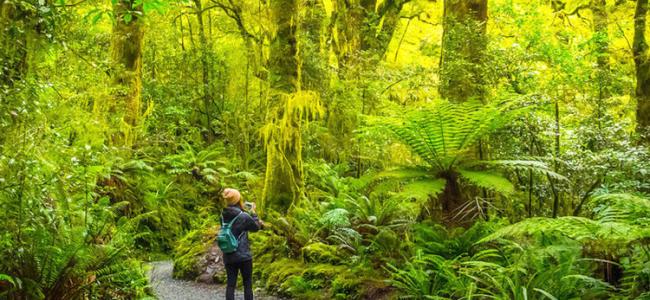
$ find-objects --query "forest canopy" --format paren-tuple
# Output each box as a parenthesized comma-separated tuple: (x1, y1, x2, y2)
(1, 0, 650, 299)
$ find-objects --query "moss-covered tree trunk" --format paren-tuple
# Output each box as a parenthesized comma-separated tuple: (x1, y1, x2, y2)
(439, 0, 488, 103)
(634, 0, 650, 142)
(332, 0, 406, 71)
(360, 0, 404, 57)
(269, 0, 298, 93)
(301, 0, 326, 91)
(593, 0, 609, 71)
(263, 0, 302, 213)
(0, 0, 29, 87)
(110, 0, 144, 147)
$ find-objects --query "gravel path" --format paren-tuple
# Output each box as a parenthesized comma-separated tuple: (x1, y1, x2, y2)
(147, 261, 281, 300)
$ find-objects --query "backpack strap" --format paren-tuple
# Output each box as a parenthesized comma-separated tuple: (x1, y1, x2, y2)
(224, 211, 243, 227)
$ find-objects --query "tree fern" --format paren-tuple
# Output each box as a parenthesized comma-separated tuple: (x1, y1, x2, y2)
(380, 100, 560, 223)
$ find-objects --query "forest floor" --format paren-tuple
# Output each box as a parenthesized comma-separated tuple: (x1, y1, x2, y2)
(147, 261, 282, 300)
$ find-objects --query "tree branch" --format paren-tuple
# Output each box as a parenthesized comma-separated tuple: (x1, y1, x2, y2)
(210, 0, 260, 43)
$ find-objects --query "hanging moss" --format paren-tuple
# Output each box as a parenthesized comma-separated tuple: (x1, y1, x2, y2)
(261, 91, 324, 212)
(108, 0, 145, 147)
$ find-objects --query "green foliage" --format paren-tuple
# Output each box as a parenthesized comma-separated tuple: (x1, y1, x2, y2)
(480, 193, 650, 249)
(389, 221, 613, 299)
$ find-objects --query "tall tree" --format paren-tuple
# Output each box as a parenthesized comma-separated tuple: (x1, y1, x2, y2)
(592, 0, 610, 133)
(192, 0, 215, 143)
(110, 0, 144, 147)
(439, 0, 488, 103)
(262, 0, 324, 213)
(262, 0, 302, 212)
(634, 0, 650, 141)
(592, 0, 609, 71)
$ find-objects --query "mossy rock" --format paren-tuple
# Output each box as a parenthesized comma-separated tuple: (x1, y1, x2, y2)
(302, 242, 342, 264)
(258, 258, 306, 294)
(172, 222, 225, 283)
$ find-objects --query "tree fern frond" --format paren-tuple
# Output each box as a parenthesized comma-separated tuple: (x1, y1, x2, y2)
(479, 215, 649, 248)
(376, 167, 431, 180)
(458, 169, 514, 195)
(394, 178, 447, 202)
(480, 160, 568, 182)
(478, 217, 602, 244)
(385, 101, 508, 171)
(589, 193, 650, 225)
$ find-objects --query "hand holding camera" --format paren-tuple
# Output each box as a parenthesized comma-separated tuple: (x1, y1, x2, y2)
(244, 201, 256, 213)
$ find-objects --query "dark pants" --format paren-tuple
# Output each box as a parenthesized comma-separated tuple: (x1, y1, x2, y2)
(225, 259, 253, 300)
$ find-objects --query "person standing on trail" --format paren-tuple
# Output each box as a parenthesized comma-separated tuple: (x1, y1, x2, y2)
(219, 188, 263, 300)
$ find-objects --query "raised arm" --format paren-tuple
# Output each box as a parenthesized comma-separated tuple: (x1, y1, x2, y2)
(244, 212, 262, 232)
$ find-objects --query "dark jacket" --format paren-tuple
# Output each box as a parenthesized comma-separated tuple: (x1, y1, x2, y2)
(221, 204, 261, 265)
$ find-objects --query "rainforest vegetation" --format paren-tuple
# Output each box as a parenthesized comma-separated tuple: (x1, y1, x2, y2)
(1, 0, 650, 299)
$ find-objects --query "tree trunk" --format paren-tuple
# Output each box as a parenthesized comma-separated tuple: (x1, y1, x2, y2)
(269, 0, 298, 94)
(332, 0, 406, 71)
(193, 0, 215, 143)
(439, 0, 488, 103)
(634, 0, 650, 141)
(436, 171, 469, 227)
(263, 0, 302, 213)
(0, 0, 29, 87)
(592, 0, 610, 134)
(110, 0, 144, 147)
(300, 0, 327, 91)
(592, 0, 609, 71)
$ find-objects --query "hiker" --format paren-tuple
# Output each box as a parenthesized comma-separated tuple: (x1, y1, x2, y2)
(218, 188, 263, 300)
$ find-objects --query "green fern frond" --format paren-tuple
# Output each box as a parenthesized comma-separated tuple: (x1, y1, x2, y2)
(478, 217, 602, 244)
(376, 167, 430, 180)
(479, 214, 649, 247)
(458, 169, 514, 195)
(394, 178, 447, 202)
(589, 193, 650, 225)
(386, 101, 506, 170)
(480, 160, 568, 182)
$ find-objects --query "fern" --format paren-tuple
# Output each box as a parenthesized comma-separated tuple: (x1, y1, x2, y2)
(479, 193, 650, 247)
(386, 101, 502, 169)
(589, 193, 650, 225)
(376, 167, 431, 180)
(458, 169, 514, 195)
(396, 178, 447, 202)
(480, 159, 568, 182)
